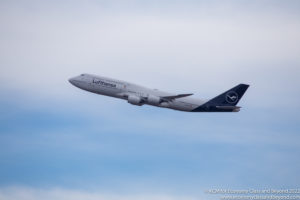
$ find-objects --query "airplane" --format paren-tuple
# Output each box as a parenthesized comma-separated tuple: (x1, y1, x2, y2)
(69, 74, 249, 112)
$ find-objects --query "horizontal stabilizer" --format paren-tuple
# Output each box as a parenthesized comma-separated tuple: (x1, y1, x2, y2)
(216, 106, 241, 110)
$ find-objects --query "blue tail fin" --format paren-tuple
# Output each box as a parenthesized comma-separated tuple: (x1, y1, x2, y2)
(206, 84, 249, 106)
(192, 84, 249, 112)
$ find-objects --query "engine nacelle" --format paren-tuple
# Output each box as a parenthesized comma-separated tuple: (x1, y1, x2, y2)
(128, 95, 142, 106)
(147, 95, 161, 105)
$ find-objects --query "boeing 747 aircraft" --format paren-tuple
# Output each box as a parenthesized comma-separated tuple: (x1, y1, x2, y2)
(69, 74, 249, 112)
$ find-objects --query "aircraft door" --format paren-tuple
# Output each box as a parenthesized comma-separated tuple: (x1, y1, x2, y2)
(118, 83, 127, 92)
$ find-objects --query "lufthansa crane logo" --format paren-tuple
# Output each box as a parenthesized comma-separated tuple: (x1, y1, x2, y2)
(226, 91, 238, 104)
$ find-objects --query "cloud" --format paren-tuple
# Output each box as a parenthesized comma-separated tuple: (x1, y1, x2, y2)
(0, 1, 300, 195)
(0, 0, 300, 108)
(0, 187, 198, 200)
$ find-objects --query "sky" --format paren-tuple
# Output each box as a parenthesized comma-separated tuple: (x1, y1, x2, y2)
(0, 0, 300, 199)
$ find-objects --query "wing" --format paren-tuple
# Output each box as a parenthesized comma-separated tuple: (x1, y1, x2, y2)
(161, 93, 193, 102)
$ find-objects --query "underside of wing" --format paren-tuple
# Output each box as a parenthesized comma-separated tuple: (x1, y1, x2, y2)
(161, 93, 193, 102)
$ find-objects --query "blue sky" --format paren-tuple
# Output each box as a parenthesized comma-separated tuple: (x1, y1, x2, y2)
(0, 1, 300, 199)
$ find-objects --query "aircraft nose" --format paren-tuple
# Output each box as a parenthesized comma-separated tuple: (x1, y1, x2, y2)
(68, 77, 76, 85)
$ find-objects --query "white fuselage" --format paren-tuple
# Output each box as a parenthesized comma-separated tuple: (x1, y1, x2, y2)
(69, 74, 206, 112)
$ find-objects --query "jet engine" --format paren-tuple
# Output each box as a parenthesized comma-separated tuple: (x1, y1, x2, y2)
(128, 95, 142, 106)
(147, 95, 161, 105)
